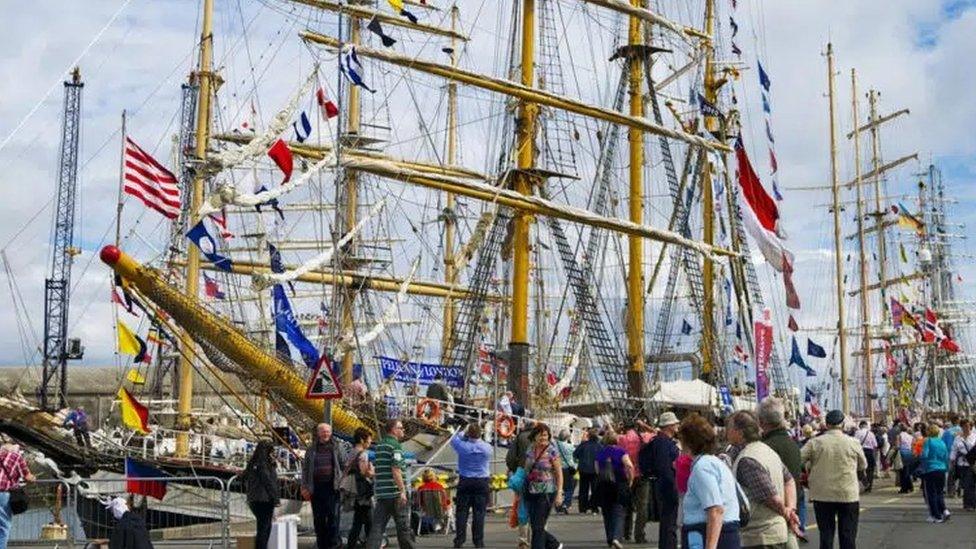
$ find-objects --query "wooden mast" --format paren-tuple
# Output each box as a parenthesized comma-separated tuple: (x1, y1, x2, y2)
(851, 69, 872, 420)
(700, 0, 717, 380)
(626, 0, 646, 398)
(509, 0, 538, 403)
(826, 43, 850, 415)
(177, 0, 215, 457)
(442, 5, 459, 358)
(339, 12, 363, 385)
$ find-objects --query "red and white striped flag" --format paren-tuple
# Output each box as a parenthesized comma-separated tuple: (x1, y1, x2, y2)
(123, 137, 181, 219)
(208, 210, 234, 241)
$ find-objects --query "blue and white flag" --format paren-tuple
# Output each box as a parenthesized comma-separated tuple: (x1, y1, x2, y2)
(724, 278, 734, 326)
(268, 242, 296, 296)
(272, 284, 320, 368)
(698, 93, 723, 119)
(341, 46, 376, 93)
(293, 111, 312, 143)
(187, 220, 233, 271)
(758, 61, 772, 91)
(761, 93, 771, 113)
(681, 319, 693, 335)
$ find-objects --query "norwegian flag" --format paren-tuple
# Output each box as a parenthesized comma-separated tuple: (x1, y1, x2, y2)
(203, 273, 225, 299)
(924, 308, 962, 353)
(122, 137, 181, 219)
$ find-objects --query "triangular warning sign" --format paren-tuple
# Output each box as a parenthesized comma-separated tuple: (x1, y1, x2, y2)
(305, 355, 343, 400)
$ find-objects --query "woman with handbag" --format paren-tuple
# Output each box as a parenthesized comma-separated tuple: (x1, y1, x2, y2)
(595, 432, 635, 548)
(522, 423, 563, 549)
(343, 427, 374, 549)
(242, 440, 280, 549)
(0, 442, 34, 549)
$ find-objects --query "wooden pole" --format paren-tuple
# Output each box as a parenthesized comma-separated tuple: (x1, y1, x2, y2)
(851, 69, 872, 420)
(626, 0, 646, 398)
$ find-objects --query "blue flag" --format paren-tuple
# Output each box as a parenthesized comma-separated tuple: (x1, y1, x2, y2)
(293, 111, 312, 143)
(790, 336, 816, 377)
(724, 278, 734, 326)
(805, 386, 816, 403)
(273, 284, 320, 368)
(807, 338, 827, 358)
(758, 61, 771, 91)
(268, 243, 296, 296)
(681, 319, 693, 335)
(254, 184, 285, 220)
(762, 93, 771, 113)
(186, 221, 233, 271)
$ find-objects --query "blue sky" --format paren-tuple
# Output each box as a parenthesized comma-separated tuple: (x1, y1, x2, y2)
(0, 1, 973, 409)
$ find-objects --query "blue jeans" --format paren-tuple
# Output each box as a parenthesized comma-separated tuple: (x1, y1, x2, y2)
(601, 501, 625, 545)
(797, 488, 808, 532)
(0, 491, 10, 549)
(560, 469, 576, 509)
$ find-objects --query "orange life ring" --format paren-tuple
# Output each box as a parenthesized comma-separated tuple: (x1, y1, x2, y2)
(416, 398, 441, 423)
(495, 414, 516, 439)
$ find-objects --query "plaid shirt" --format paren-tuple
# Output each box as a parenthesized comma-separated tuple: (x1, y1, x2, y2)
(0, 450, 28, 491)
(726, 444, 792, 504)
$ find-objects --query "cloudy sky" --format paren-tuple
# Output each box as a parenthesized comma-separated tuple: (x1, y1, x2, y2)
(0, 0, 974, 402)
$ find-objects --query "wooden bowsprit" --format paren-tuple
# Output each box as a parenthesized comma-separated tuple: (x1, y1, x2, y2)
(305, 355, 343, 400)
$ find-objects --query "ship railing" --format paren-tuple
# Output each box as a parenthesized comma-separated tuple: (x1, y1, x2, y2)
(7, 475, 232, 548)
(127, 427, 252, 470)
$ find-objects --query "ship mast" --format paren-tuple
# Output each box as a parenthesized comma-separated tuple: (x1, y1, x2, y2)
(826, 43, 850, 415)
(700, 0, 718, 381)
(339, 12, 363, 385)
(442, 5, 460, 356)
(850, 69, 872, 420)
(626, 0, 646, 398)
(508, 0, 538, 403)
(176, 0, 215, 457)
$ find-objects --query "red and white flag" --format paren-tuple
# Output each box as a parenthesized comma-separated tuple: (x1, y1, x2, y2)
(736, 138, 793, 272)
(208, 210, 234, 241)
(123, 137, 181, 219)
(316, 88, 339, 120)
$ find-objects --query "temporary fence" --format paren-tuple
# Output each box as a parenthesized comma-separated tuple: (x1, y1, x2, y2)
(7, 476, 231, 548)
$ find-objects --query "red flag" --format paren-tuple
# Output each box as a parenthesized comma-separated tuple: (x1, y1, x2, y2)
(783, 256, 801, 309)
(941, 337, 961, 353)
(788, 315, 799, 332)
(267, 139, 294, 182)
(316, 88, 339, 119)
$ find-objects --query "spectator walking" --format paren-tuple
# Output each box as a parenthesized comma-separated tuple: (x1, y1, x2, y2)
(451, 423, 492, 548)
(677, 414, 741, 549)
(616, 420, 653, 541)
(638, 411, 680, 548)
(573, 428, 603, 514)
(367, 419, 415, 549)
(853, 421, 878, 493)
(554, 430, 577, 514)
(243, 440, 280, 549)
(523, 423, 563, 549)
(595, 432, 634, 548)
(759, 397, 807, 542)
(896, 424, 915, 493)
(801, 410, 866, 549)
(0, 442, 34, 549)
(949, 418, 975, 510)
(343, 427, 374, 549)
(919, 424, 950, 523)
(302, 423, 347, 549)
(726, 410, 799, 548)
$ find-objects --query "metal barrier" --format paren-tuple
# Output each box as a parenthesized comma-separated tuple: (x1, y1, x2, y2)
(7, 476, 230, 548)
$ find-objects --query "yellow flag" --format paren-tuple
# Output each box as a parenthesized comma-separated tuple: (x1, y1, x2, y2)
(388, 0, 403, 11)
(117, 321, 148, 363)
(126, 369, 146, 385)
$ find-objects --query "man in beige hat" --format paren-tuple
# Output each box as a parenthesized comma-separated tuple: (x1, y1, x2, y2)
(635, 411, 681, 548)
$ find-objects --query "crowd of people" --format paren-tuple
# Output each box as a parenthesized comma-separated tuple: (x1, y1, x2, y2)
(233, 401, 976, 549)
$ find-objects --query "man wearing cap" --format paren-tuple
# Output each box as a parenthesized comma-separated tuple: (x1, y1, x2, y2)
(801, 410, 867, 549)
(636, 412, 680, 548)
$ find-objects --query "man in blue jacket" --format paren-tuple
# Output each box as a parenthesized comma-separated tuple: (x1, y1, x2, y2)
(638, 412, 680, 548)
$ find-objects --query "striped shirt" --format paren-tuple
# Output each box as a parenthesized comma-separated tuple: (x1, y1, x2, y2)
(374, 435, 406, 500)
(0, 450, 28, 491)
